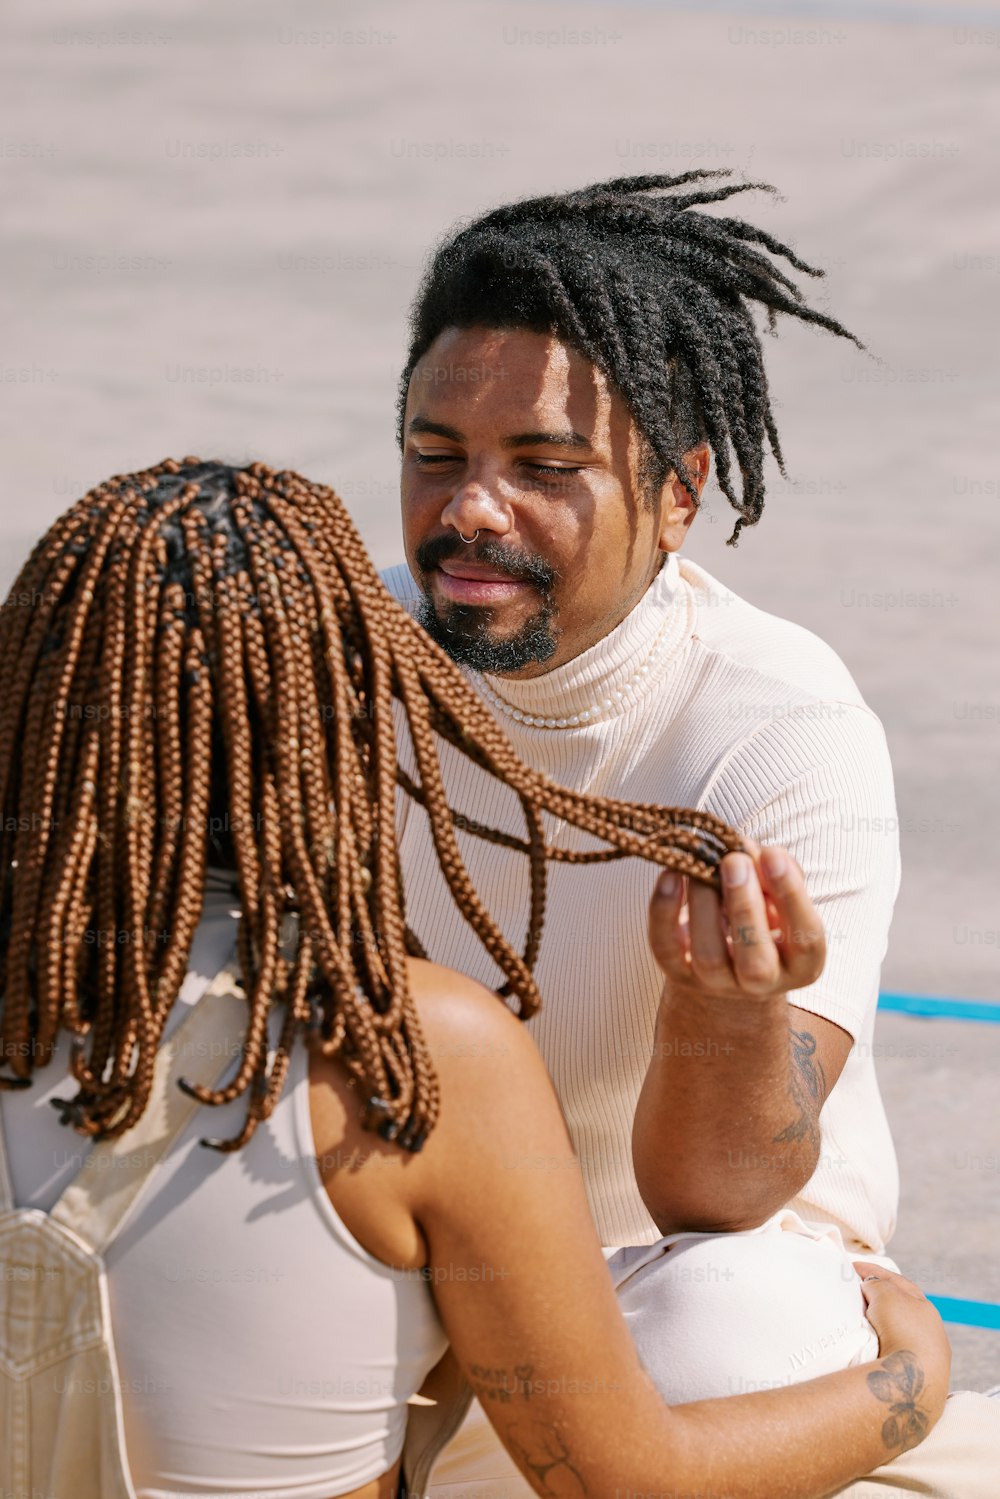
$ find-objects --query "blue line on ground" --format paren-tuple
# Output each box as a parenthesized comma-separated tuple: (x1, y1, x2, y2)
(928, 1297, 1000, 1332)
(878, 993, 1000, 1023)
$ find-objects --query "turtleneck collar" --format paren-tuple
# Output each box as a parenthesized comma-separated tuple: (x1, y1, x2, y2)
(472, 552, 693, 729)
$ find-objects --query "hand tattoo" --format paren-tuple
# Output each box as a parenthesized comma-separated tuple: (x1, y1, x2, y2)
(867, 1350, 930, 1452)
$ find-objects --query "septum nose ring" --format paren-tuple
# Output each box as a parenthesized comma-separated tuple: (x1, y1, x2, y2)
(458, 529, 480, 544)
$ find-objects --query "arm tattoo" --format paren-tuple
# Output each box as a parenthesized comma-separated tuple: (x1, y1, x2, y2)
(772, 1028, 827, 1148)
(467, 1363, 588, 1494)
(506, 1423, 588, 1496)
(467, 1362, 537, 1405)
(867, 1350, 930, 1452)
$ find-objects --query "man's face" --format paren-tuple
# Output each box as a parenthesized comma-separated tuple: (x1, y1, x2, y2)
(400, 326, 702, 679)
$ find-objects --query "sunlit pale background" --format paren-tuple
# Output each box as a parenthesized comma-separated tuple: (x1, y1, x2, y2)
(3, 0, 999, 1383)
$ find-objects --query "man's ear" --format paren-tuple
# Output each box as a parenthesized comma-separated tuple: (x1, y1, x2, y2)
(658, 443, 710, 553)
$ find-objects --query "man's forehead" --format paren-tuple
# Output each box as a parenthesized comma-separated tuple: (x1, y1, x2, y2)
(406, 325, 618, 437)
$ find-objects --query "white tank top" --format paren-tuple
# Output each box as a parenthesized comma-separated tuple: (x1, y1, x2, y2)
(0, 886, 448, 1499)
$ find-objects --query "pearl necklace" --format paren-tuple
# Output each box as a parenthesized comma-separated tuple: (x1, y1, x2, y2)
(475, 611, 674, 730)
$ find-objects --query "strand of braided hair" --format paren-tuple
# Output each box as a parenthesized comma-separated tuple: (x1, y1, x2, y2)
(0, 459, 742, 1154)
(397, 169, 864, 545)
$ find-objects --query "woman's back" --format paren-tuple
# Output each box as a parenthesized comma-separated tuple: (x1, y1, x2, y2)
(0, 887, 448, 1499)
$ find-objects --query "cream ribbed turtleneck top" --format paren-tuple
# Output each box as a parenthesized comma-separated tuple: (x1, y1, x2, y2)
(384, 553, 901, 1254)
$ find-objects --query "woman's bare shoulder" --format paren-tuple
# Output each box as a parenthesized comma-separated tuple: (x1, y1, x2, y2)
(404, 957, 529, 1052)
(405, 954, 497, 1002)
(402, 958, 554, 1153)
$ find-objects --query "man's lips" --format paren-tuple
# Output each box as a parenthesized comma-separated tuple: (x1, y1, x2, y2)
(434, 559, 532, 605)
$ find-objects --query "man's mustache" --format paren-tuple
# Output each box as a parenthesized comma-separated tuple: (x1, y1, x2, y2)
(414, 533, 557, 592)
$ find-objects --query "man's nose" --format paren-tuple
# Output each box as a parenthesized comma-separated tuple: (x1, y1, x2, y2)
(439, 477, 512, 538)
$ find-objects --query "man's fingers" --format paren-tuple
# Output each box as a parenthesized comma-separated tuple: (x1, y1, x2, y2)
(757, 846, 826, 985)
(687, 879, 731, 987)
(648, 870, 689, 974)
(719, 852, 781, 991)
(650, 846, 826, 998)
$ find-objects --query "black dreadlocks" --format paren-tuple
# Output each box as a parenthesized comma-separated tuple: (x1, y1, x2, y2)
(397, 171, 863, 545)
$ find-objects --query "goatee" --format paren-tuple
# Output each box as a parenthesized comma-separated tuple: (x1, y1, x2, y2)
(413, 533, 559, 674)
(417, 597, 557, 674)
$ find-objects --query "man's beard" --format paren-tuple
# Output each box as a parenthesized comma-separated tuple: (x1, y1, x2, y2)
(414, 534, 559, 674)
(417, 596, 558, 673)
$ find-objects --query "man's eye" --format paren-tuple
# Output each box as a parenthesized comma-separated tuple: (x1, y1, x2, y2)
(413, 452, 460, 466)
(524, 463, 581, 478)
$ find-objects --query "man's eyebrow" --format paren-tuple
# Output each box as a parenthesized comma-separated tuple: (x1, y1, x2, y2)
(407, 417, 466, 442)
(501, 430, 593, 451)
(406, 420, 594, 452)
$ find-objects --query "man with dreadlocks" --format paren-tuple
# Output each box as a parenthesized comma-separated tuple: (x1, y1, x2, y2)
(384, 171, 999, 1493)
(0, 458, 962, 1498)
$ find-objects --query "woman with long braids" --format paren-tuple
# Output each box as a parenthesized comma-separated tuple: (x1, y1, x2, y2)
(0, 458, 949, 1499)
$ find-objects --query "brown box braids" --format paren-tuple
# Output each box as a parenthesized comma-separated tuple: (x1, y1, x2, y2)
(0, 459, 742, 1153)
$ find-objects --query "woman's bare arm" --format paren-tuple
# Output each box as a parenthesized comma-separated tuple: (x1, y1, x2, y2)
(388, 960, 949, 1499)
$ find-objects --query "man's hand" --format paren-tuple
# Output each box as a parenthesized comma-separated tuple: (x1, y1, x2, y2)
(648, 842, 826, 1002)
(634, 840, 853, 1235)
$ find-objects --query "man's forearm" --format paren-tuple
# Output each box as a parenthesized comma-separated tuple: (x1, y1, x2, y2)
(632, 982, 824, 1233)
